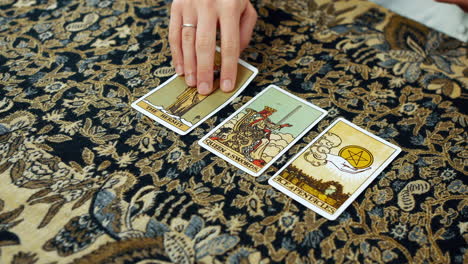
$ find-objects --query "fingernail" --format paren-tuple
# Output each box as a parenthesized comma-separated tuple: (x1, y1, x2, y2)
(198, 82, 210, 95)
(186, 74, 195, 86)
(222, 79, 232, 92)
(175, 65, 183, 75)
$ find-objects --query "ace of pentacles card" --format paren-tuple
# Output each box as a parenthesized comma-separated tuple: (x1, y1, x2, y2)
(269, 118, 401, 220)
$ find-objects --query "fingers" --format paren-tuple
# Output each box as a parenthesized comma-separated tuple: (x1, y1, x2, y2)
(219, 1, 242, 92)
(435, 0, 463, 4)
(239, 2, 257, 52)
(182, 2, 197, 87)
(195, 6, 217, 95)
(169, 0, 184, 75)
(169, 0, 257, 94)
(435, 0, 468, 11)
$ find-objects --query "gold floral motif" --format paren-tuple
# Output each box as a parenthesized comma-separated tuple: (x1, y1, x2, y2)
(0, 0, 466, 263)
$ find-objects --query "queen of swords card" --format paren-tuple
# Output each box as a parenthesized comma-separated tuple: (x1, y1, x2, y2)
(199, 85, 327, 176)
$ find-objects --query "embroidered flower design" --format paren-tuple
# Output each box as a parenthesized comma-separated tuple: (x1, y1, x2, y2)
(153, 215, 240, 263)
(278, 212, 298, 232)
(399, 103, 418, 115)
(45, 82, 66, 93)
(440, 169, 457, 181)
(390, 223, 407, 239)
(127, 78, 142, 88)
(408, 226, 427, 245)
(167, 147, 184, 164)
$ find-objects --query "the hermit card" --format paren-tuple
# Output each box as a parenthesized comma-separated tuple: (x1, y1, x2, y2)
(269, 118, 401, 220)
(199, 85, 327, 177)
(131, 51, 258, 135)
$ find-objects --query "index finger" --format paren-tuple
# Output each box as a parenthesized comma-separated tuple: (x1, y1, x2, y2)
(195, 7, 217, 95)
(169, 0, 184, 75)
(219, 4, 241, 93)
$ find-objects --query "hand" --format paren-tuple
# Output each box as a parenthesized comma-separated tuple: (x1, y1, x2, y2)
(325, 154, 372, 174)
(169, 0, 257, 95)
(435, 0, 468, 12)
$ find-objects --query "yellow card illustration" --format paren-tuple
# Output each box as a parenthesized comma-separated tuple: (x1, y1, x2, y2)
(132, 50, 258, 135)
(269, 118, 401, 220)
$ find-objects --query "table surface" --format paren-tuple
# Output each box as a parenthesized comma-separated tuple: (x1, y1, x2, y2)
(0, 0, 466, 263)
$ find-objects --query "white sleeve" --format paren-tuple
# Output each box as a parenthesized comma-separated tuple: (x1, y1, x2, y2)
(370, 0, 468, 42)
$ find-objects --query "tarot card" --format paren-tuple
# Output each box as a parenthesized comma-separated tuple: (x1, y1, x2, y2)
(131, 50, 258, 135)
(199, 85, 327, 177)
(269, 118, 402, 220)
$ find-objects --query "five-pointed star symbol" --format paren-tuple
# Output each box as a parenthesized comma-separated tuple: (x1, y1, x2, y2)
(344, 150, 368, 166)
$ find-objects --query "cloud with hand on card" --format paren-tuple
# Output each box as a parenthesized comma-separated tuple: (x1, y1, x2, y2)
(304, 132, 342, 167)
(263, 133, 294, 162)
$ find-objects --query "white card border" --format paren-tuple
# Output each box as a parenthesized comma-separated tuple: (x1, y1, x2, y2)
(131, 49, 258, 135)
(268, 117, 402, 220)
(198, 84, 328, 177)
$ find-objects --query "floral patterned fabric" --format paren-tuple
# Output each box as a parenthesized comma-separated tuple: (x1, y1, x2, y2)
(0, 0, 466, 263)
